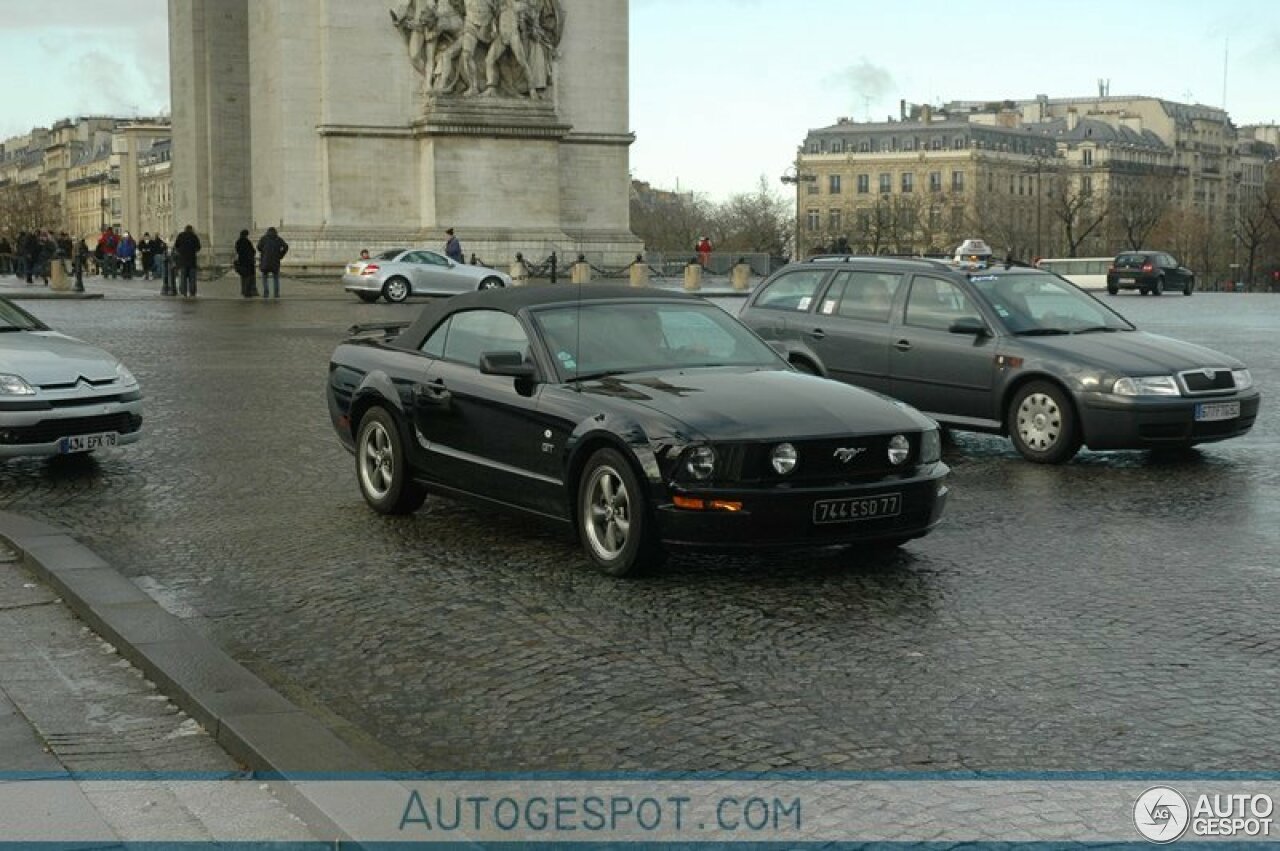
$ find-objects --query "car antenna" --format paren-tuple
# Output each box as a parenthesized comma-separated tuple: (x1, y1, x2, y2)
(573, 251, 583, 391)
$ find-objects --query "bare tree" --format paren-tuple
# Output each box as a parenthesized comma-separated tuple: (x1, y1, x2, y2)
(715, 176, 792, 256)
(1048, 172, 1107, 257)
(1111, 169, 1173, 250)
(629, 186, 713, 258)
(1235, 187, 1273, 290)
(0, 182, 61, 236)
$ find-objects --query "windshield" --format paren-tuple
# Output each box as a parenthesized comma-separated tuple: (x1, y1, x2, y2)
(0, 298, 46, 332)
(532, 301, 784, 381)
(968, 273, 1133, 335)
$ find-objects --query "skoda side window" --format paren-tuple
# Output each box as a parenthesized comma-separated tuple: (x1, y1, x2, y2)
(904, 277, 977, 331)
(753, 270, 828, 313)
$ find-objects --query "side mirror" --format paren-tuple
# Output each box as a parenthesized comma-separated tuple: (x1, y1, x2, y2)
(480, 350, 537, 380)
(949, 316, 989, 336)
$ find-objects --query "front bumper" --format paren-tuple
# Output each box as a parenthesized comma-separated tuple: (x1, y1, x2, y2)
(654, 462, 949, 549)
(0, 397, 144, 458)
(1079, 389, 1260, 449)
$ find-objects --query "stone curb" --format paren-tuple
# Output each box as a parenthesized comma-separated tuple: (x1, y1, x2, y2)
(0, 509, 394, 844)
(0, 289, 104, 300)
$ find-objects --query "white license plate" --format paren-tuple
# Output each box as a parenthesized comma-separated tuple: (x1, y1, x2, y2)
(1195, 401, 1239, 422)
(347, 265, 361, 274)
(59, 432, 118, 454)
(813, 493, 901, 525)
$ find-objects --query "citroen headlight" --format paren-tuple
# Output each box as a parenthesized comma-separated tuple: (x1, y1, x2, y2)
(115, 363, 138, 387)
(1112, 375, 1180, 397)
(684, 446, 716, 481)
(919, 428, 941, 464)
(0, 374, 35, 396)
(888, 434, 910, 466)
(1233, 369, 1253, 391)
(771, 443, 797, 475)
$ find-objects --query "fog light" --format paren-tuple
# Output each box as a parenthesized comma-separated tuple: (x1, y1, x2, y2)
(771, 443, 797, 475)
(888, 434, 910, 465)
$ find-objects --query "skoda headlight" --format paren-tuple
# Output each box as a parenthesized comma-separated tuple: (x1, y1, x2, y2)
(1112, 375, 1180, 397)
(771, 443, 797, 475)
(888, 434, 910, 466)
(919, 428, 941, 464)
(115, 363, 138, 388)
(683, 445, 716, 481)
(0, 374, 35, 396)
(1233, 369, 1253, 391)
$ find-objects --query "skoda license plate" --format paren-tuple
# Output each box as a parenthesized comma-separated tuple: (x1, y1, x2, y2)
(59, 432, 118, 454)
(813, 493, 901, 525)
(1195, 401, 1239, 422)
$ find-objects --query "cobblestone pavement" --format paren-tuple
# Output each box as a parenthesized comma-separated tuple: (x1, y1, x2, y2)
(2, 275, 1278, 773)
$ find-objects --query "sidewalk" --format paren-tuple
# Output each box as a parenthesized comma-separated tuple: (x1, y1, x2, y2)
(0, 512, 382, 845)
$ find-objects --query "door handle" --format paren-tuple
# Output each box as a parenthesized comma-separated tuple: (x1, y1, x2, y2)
(415, 378, 450, 404)
(894, 339, 913, 352)
(807, 328, 826, 340)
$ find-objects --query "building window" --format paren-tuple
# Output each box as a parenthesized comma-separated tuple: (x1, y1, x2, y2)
(879, 173, 892, 194)
(857, 173, 870, 194)
(901, 172, 914, 193)
(929, 171, 942, 192)
(1081, 175, 1093, 195)
(829, 209, 842, 230)
(807, 182, 819, 195)
(1018, 176, 1025, 196)
(806, 209, 820, 230)
(951, 171, 965, 192)
(1083, 148, 1093, 166)
(859, 141, 870, 153)
(857, 210, 870, 231)
(829, 174, 842, 194)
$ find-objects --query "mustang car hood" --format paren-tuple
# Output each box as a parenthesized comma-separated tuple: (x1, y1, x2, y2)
(1018, 330, 1245, 374)
(582, 368, 931, 440)
(1, 331, 120, 385)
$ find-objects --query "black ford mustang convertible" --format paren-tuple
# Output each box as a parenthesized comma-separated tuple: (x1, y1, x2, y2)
(326, 286, 950, 576)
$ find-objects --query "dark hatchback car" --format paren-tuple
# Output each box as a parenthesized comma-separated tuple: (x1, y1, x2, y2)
(327, 286, 949, 576)
(739, 257, 1259, 464)
(1106, 251, 1195, 296)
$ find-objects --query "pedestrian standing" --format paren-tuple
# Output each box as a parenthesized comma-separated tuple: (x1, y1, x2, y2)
(257, 226, 289, 299)
(151, 234, 171, 294)
(118, 231, 137, 279)
(140, 233, 154, 280)
(0, 234, 11, 275)
(173, 225, 201, 297)
(96, 227, 119, 278)
(696, 235, 713, 268)
(234, 229, 257, 298)
(444, 227, 463, 262)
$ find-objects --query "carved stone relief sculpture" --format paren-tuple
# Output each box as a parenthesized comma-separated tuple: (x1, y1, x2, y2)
(390, 0, 564, 100)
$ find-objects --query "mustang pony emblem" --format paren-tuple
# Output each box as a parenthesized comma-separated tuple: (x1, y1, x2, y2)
(833, 447, 866, 463)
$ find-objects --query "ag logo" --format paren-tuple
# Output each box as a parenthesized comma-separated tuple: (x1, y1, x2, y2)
(1134, 786, 1189, 843)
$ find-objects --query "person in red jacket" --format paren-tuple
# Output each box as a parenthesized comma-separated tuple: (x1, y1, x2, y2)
(695, 235, 712, 268)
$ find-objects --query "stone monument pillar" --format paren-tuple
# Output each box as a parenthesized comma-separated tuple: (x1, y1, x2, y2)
(170, 0, 640, 274)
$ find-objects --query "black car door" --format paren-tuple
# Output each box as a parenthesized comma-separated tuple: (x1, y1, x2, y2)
(889, 274, 999, 424)
(411, 309, 563, 516)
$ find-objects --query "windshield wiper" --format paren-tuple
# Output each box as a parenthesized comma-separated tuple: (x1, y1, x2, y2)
(568, 369, 631, 382)
(1073, 325, 1119, 334)
(1014, 328, 1070, 336)
(0, 326, 27, 333)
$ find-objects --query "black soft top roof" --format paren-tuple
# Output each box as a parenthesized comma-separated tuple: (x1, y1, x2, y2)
(393, 284, 704, 350)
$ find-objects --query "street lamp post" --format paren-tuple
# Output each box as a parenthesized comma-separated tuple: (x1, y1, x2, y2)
(781, 164, 817, 260)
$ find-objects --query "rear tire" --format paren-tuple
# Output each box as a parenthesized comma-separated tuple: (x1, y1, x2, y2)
(382, 276, 411, 304)
(1106, 282, 1119, 295)
(1153, 277, 1165, 296)
(790, 358, 820, 376)
(356, 293, 379, 303)
(1008, 381, 1081, 464)
(1183, 278, 1194, 296)
(478, 276, 504, 291)
(355, 407, 427, 514)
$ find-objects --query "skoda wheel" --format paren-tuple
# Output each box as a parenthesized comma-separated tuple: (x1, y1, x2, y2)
(382, 276, 411, 303)
(1106, 282, 1119, 295)
(577, 448, 663, 577)
(1008, 381, 1080, 464)
(356, 407, 427, 514)
(478, 276, 504, 291)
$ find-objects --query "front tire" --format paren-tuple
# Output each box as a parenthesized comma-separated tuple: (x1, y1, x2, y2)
(355, 407, 427, 514)
(1183, 278, 1194, 296)
(382, 276, 411, 303)
(1106, 282, 1119, 295)
(478, 276, 504, 291)
(577, 448, 663, 577)
(1008, 381, 1081, 464)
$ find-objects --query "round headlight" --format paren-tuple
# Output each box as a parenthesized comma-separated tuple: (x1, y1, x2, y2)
(684, 446, 716, 481)
(887, 434, 910, 466)
(771, 442, 797, 475)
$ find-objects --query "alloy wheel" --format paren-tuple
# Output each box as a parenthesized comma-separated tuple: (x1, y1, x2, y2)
(359, 420, 394, 500)
(583, 464, 631, 561)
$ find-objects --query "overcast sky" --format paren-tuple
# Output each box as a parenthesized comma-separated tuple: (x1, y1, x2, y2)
(2, 0, 1277, 200)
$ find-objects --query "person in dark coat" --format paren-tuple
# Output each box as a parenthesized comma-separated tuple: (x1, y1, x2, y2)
(234, 230, 258, 298)
(173, 225, 202, 297)
(256, 226, 289, 299)
(151, 234, 171, 294)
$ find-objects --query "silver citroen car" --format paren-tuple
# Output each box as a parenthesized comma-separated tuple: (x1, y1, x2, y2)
(0, 297, 143, 458)
(342, 248, 510, 304)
